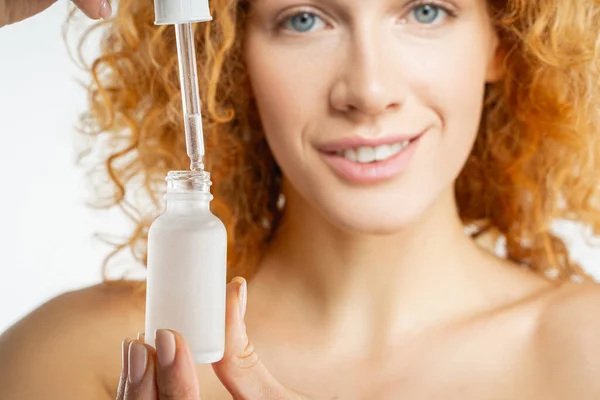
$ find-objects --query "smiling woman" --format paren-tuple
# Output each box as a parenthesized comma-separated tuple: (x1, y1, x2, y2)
(1, 0, 600, 399)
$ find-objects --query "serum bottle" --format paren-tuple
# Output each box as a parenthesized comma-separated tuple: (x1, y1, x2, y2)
(145, 170, 227, 364)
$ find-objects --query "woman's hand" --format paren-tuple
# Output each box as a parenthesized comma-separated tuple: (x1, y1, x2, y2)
(116, 278, 311, 400)
(0, 0, 111, 28)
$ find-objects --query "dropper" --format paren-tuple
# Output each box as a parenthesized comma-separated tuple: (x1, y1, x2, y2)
(153, 0, 213, 172)
(175, 23, 204, 171)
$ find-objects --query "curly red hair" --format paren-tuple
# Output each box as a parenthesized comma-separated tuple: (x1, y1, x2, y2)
(72, 0, 600, 283)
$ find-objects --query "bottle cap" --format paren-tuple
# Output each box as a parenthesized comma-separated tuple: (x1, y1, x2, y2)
(154, 0, 213, 25)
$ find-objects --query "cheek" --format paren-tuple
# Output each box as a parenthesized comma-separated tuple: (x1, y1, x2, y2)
(243, 36, 343, 202)
(243, 38, 327, 157)
(404, 35, 489, 121)
(401, 31, 491, 164)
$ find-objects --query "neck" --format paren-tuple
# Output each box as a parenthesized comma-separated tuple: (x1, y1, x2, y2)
(252, 185, 549, 355)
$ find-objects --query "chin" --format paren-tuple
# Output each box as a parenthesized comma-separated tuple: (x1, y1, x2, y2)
(315, 192, 436, 237)
(280, 154, 457, 238)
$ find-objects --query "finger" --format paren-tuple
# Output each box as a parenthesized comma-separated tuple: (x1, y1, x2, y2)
(71, 0, 112, 20)
(123, 340, 159, 400)
(154, 330, 201, 400)
(1, 0, 55, 26)
(116, 338, 132, 400)
(213, 278, 309, 400)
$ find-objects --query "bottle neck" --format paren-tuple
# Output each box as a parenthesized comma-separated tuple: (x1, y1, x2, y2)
(164, 191, 212, 212)
(163, 170, 213, 213)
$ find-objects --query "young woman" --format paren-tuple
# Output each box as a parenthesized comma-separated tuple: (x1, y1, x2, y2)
(1, 0, 600, 398)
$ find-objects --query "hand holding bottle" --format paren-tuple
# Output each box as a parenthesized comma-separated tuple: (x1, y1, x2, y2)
(0, 0, 111, 28)
(116, 278, 311, 400)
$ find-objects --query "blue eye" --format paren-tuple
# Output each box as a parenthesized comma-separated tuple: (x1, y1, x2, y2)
(282, 12, 325, 33)
(411, 4, 446, 24)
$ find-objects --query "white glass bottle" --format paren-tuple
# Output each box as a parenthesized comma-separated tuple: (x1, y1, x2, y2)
(145, 170, 227, 364)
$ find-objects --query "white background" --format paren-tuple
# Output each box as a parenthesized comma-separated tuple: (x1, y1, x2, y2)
(0, 2, 599, 334)
(0, 2, 138, 334)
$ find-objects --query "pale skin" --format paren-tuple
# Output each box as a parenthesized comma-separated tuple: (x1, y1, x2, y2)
(1, 0, 600, 399)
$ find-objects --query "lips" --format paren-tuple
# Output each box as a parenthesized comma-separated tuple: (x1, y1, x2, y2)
(317, 131, 424, 153)
(317, 130, 426, 184)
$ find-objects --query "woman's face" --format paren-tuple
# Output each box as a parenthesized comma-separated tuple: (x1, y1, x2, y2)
(243, 0, 502, 233)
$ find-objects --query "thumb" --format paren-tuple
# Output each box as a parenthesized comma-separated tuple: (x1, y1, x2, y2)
(71, 0, 112, 20)
(212, 278, 310, 400)
(0, 0, 110, 28)
(1, 0, 55, 27)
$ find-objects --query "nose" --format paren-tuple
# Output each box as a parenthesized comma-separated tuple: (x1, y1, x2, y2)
(330, 26, 404, 121)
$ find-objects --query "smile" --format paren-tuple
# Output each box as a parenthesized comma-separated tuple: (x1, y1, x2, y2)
(335, 140, 411, 163)
(319, 131, 426, 184)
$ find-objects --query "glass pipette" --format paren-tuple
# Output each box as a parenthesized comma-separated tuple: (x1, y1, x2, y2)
(175, 23, 204, 172)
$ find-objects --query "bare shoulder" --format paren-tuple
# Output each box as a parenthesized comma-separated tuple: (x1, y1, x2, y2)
(535, 281, 600, 399)
(0, 281, 146, 400)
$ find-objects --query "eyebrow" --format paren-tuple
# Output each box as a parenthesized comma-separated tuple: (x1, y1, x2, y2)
(245, 0, 366, 20)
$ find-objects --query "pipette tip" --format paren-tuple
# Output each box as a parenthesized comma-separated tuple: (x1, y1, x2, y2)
(190, 158, 204, 172)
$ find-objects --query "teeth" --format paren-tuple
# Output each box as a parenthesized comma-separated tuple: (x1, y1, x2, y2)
(375, 145, 392, 161)
(357, 147, 376, 163)
(338, 140, 410, 163)
(344, 148, 358, 162)
(391, 142, 403, 153)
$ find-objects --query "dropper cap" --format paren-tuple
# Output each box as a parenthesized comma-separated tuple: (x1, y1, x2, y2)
(154, 0, 212, 25)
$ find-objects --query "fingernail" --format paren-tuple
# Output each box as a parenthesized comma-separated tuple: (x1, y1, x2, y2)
(99, 0, 112, 19)
(155, 329, 176, 367)
(121, 339, 132, 371)
(238, 278, 247, 321)
(128, 341, 147, 385)
(137, 331, 145, 342)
